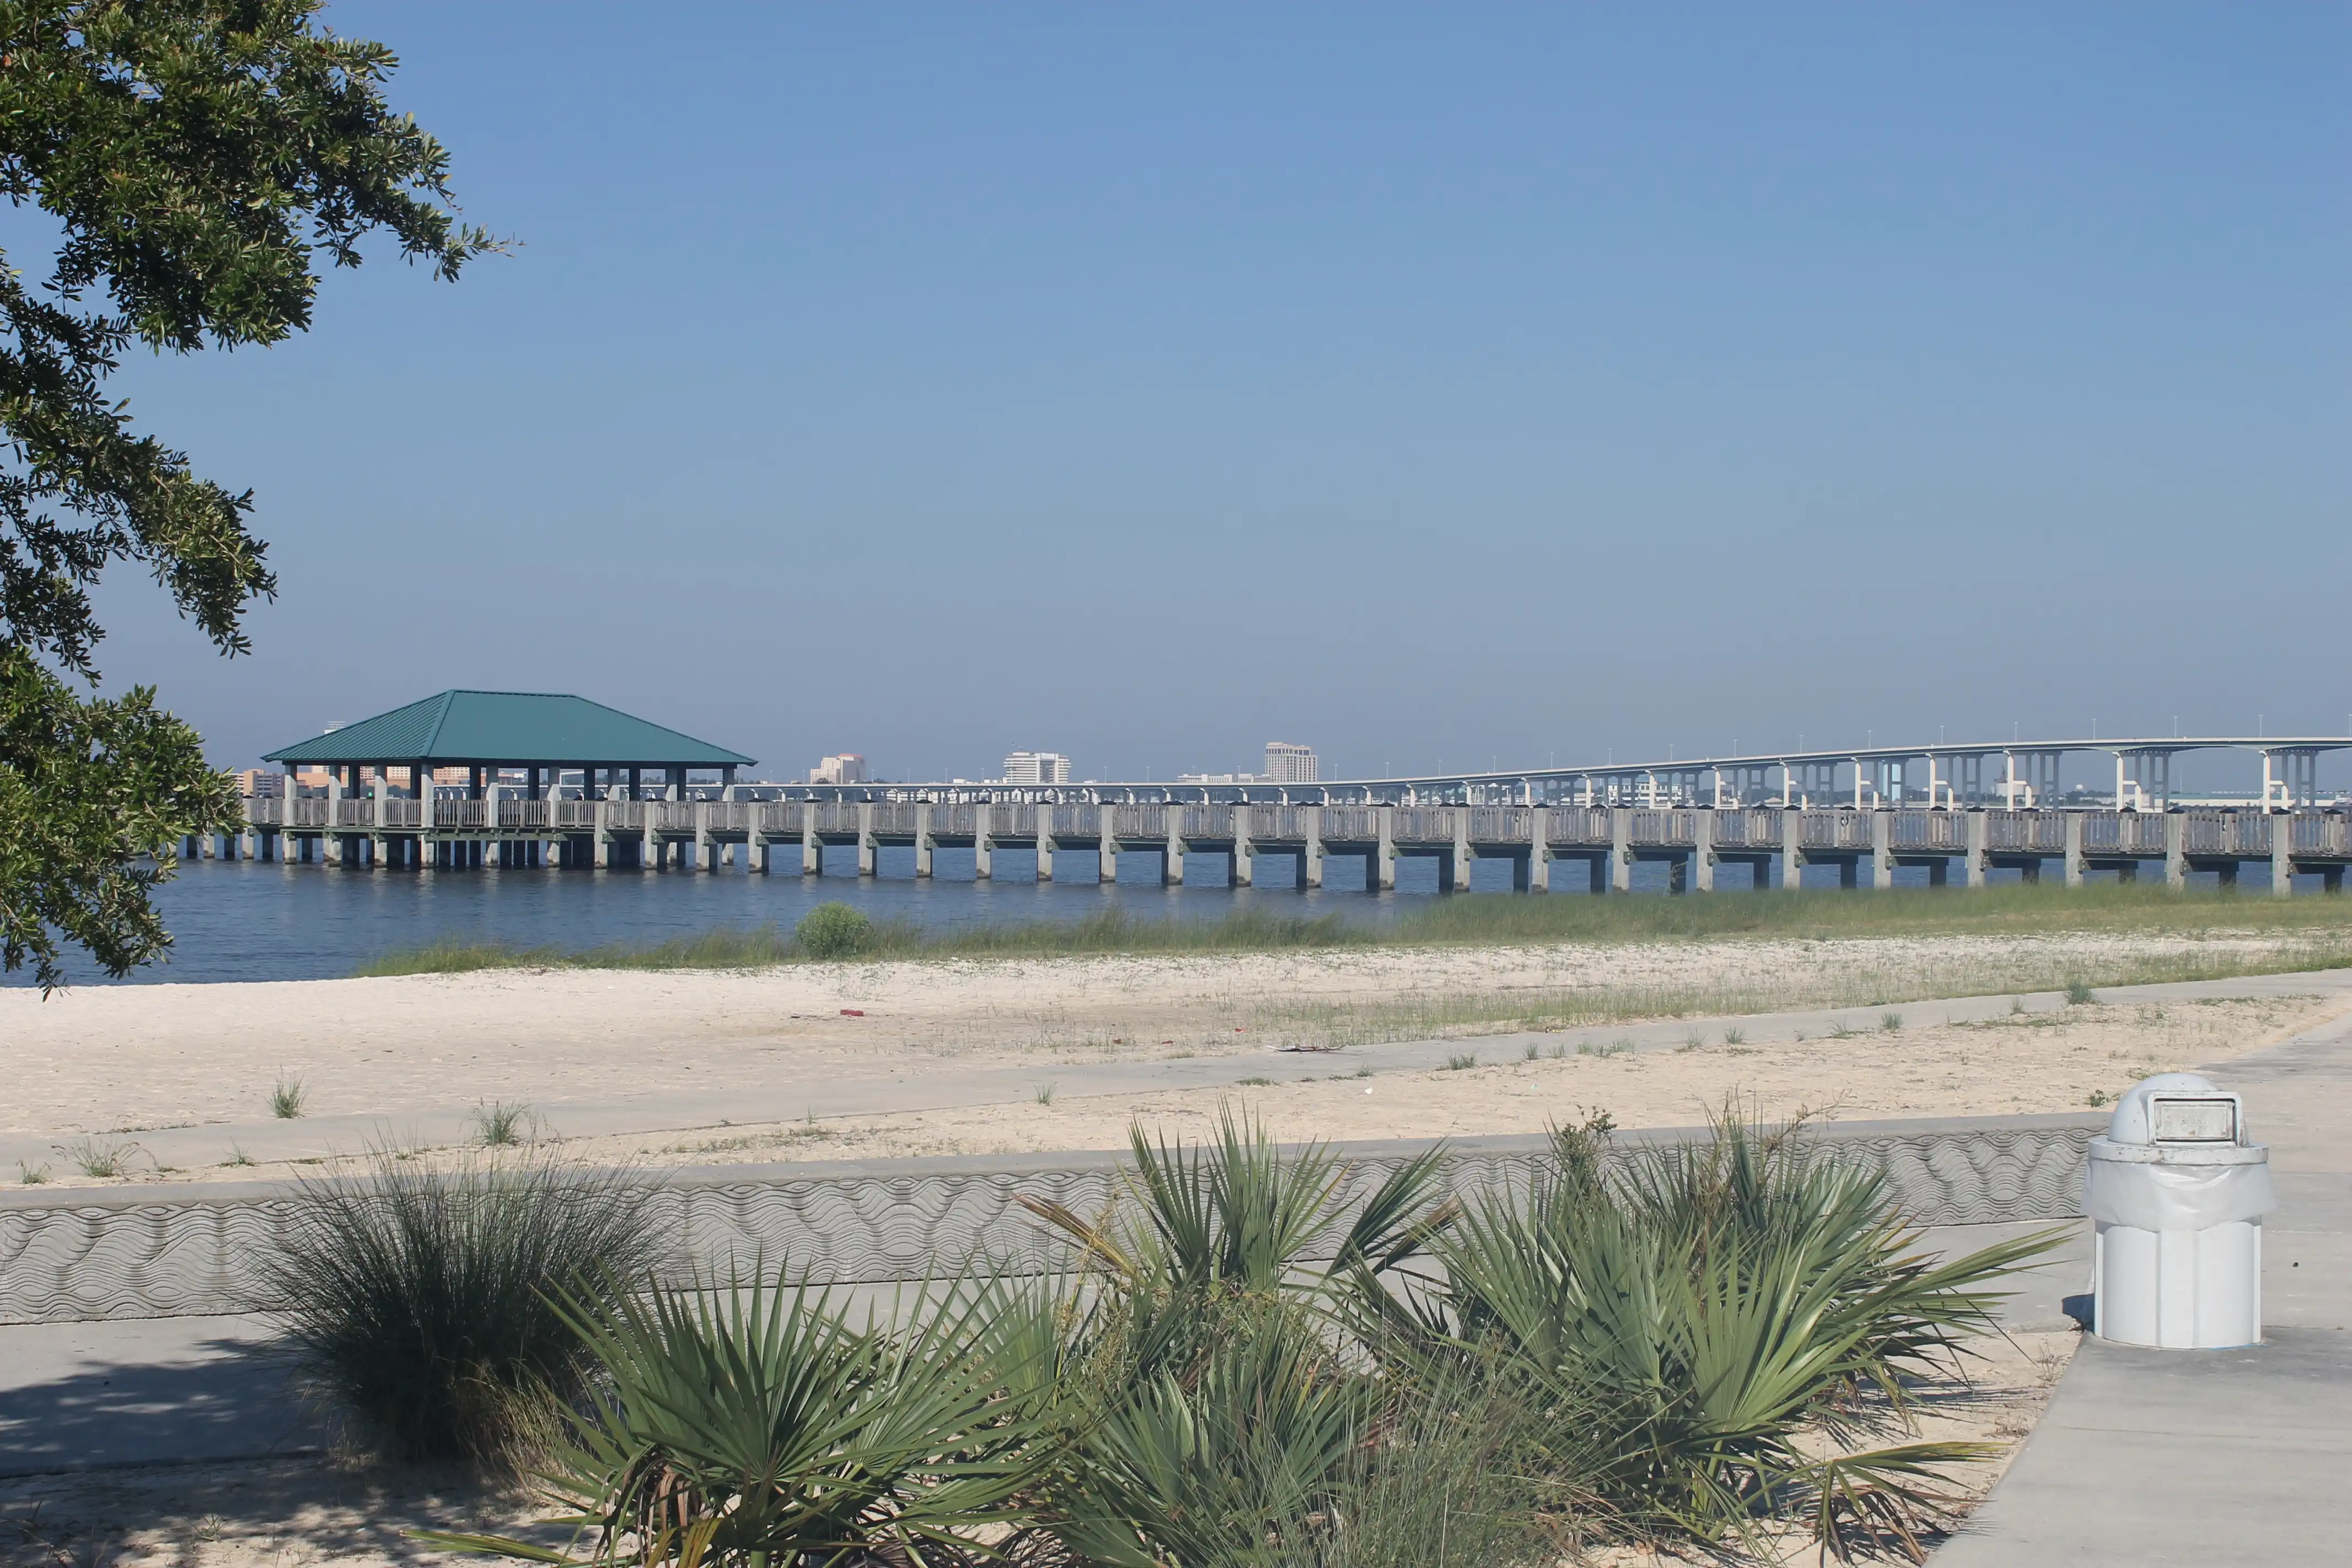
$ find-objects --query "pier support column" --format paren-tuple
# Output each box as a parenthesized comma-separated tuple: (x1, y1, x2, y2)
(2165, 813, 2187, 889)
(694, 802, 711, 874)
(1966, 811, 1989, 889)
(2272, 813, 2294, 897)
(1164, 809, 1184, 885)
(857, 802, 876, 876)
(1839, 859, 1858, 889)
(2064, 813, 2086, 888)
(1928, 859, 1948, 887)
(1451, 810, 1472, 896)
(1588, 856, 1606, 894)
(1098, 814, 1116, 886)
(1375, 806, 1397, 890)
(1667, 856, 1687, 894)
(1233, 804, 1254, 888)
(1870, 812, 1893, 890)
(1304, 808, 1324, 888)
(1692, 810, 1715, 892)
(914, 803, 934, 878)
(1036, 823, 1054, 882)
(1779, 807, 1801, 891)
(593, 798, 610, 869)
(1528, 808, 1549, 892)
(801, 809, 819, 874)
(1510, 852, 1531, 892)
(1609, 808, 1632, 892)
(1435, 851, 1456, 893)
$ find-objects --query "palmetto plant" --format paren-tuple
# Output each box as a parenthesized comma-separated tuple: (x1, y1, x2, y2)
(1016, 1109, 1453, 1567)
(1429, 1111, 2060, 1561)
(1051, 1300, 1370, 1568)
(427, 1272, 1058, 1568)
(1017, 1106, 1452, 1343)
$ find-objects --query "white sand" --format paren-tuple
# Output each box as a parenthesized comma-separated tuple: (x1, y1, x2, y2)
(3, 930, 2336, 1145)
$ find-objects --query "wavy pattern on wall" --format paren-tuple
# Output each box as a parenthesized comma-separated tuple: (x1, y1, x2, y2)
(0, 1120, 2095, 1324)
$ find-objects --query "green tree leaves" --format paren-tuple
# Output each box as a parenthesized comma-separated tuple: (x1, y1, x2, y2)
(0, 2, 491, 986)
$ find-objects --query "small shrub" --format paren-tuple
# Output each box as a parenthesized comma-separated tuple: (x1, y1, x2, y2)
(1685, 1030, 1706, 1049)
(1828, 1019, 1858, 1039)
(1881, 1011, 1904, 1033)
(18, 1162, 50, 1185)
(1722, 1027, 1745, 1046)
(56, 1136, 142, 1179)
(472, 1101, 533, 1147)
(226, 1145, 257, 1168)
(270, 1076, 306, 1120)
(2087, 1089, 2111, 1108)
(1444, 1052, 1478, 1071)
(1523, 1041, 1543, 1061)
(261, 1149, 663, 1464)
(1354, 1064, 1374, 1079)
(1035, 1082, 1057, 1105)
(2066, 981, 2098, 1006)
(796, 901, 875, 960)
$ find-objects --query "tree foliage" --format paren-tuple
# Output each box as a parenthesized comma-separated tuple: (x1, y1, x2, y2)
(0, 1, 491, 987)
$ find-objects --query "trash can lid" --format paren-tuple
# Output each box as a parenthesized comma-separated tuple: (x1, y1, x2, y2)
(2106, 1072, 2248, 1147)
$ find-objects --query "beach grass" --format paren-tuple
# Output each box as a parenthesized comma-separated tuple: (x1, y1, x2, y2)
(351, 882, 2352, 979)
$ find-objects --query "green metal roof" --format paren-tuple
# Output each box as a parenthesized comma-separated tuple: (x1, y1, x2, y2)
(264, 691, 755, 769)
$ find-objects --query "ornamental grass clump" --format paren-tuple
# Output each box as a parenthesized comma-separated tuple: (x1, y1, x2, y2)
(262, 1149, 662, 1465)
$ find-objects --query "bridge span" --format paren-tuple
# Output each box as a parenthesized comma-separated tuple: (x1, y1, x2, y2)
(195, 733, 2349, 893)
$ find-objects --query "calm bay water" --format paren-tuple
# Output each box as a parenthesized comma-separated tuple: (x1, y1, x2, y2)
(10, 847, 1627, 986)
(9, 846, 2272, 987)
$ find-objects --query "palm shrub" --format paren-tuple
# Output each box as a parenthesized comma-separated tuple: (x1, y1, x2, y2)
(429, 1271, 1060, 1568)
(1017, 1108, 1456, 1567)
(262, 1150, 662, 1464)
(1427, 1110, 2061, 1560)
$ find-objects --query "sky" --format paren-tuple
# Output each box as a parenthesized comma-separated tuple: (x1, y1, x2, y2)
(63, 2, 2352, 790)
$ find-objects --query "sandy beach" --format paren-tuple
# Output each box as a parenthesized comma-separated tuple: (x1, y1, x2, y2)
(5, 929, 2345, 1185)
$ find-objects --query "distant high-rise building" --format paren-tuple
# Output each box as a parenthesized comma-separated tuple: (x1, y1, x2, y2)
(809, 753, 868, 785)
(1262, 742, 1320, 783)
(1002, 750, 1071, 785)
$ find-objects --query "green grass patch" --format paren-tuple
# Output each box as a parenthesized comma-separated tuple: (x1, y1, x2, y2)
(353, 882, 2352, 979)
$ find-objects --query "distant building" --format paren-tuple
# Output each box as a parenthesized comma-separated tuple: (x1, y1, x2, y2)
(810, 754, 868, 785)
(1178, 772, 1252, 786)
(1263, 742, 1319, 783)
(1002, 750, 1071, 785)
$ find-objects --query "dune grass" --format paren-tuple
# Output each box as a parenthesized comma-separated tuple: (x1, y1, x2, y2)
(352, 882, 2351, 979)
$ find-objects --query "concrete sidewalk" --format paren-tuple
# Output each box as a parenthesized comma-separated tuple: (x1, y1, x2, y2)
(1934, 1006, 2352, 1564)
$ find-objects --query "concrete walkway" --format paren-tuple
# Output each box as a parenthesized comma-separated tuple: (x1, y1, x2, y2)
(1934, 1004, 2352, 1564)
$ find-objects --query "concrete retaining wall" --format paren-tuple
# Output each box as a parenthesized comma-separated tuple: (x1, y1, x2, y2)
(0, 1113, 2103, 1324)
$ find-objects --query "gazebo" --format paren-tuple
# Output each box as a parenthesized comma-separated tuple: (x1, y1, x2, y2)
(264, 689, 756, 802)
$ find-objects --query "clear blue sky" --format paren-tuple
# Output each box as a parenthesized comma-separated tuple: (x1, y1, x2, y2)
(85, 3, 2350, 787)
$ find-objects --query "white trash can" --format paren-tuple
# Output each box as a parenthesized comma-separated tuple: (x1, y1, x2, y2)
(2087, 1072, 2273, 1349)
